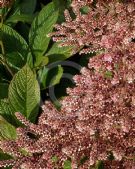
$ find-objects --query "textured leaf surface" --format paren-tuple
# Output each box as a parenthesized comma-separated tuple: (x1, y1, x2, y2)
(1, 24, 29, 60)
(8, 65, 40, 120)
(0, 116, 16, 140)
(29, 2, 59, 57)
(1, 25, 31, 70)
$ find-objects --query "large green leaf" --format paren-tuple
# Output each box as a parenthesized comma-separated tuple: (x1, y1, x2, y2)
(29, 2, 59, 57)
(46, 42, 73, 63)
(1, 24, 29, 58)
(8, 64, 40, 121)
(1, 25, 31, 70)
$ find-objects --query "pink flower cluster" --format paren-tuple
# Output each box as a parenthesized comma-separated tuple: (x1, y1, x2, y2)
(51, 0, 135, 54)
(0, 0, 135, 169)
(0, 51, 135, 168)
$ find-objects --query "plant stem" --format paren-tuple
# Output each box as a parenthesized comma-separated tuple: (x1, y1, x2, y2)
(4, 62, 14, 77)
(0, 40, 5, 55)
(0, 40, 14, 77)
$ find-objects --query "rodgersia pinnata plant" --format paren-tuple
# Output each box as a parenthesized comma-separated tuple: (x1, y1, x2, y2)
(0, 0, 135, 169)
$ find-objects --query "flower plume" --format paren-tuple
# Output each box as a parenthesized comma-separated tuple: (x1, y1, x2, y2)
(51, 0, 135, 54)
(0, 0, 135, 168)
(0, 50, 135, 168)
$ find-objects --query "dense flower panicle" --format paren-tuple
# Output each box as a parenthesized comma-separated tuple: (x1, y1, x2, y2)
(51, 0, 135, 54)
(0, 51, 135, 168)
(0, 0, 135, 169)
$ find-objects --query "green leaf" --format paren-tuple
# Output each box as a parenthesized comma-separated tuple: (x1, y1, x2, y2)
(0, 150, 12, 160)
(34, 55, 49, 68)
(0, 99, 20, 126)
(64, 160, 71, 169)
(66, 0, 72, 7)
(0, 83, 8, 99)
(0, 7, 9, 18)
(1, 24, 31, 67)
(6, 14, 34, 24)
(20, 0, 37, 15)
(80, 6, 90, 14)
(38, 65, 63, 89)
(6, 52, 26, 72)
(29, 2, 59, 57)
(8, 64, 40, 121)
(52, 156, 58, 163)
(46, 42, 73, 63)
(5, 0, 36, 26)
(53, 0, 67, 23)
(0, 149, 13, 168)
(0, 116, 16, 140)
(49, 65, 63, 86)
(37, 67, 48, 89)
(5, 0, 21, 27)
(104, 71, 113, 79)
